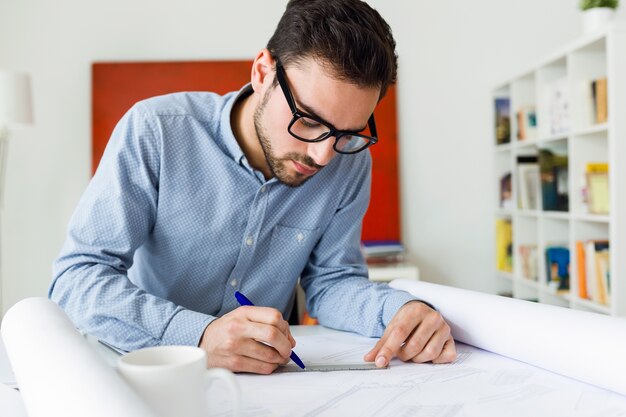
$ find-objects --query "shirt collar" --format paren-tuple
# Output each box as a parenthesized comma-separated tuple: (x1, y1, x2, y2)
(220, 83, 254, 166)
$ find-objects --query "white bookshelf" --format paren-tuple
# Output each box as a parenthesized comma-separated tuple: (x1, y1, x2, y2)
(492, 25, 626, 317)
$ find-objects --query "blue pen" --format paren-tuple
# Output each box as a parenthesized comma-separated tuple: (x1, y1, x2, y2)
(234, 291, 306, 369)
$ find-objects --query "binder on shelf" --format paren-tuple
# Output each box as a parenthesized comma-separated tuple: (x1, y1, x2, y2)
(539, 149, 569, 212)
(516, 155, 540, 210)
(495, 97, 511, 145)
(545, 245, 570, 293)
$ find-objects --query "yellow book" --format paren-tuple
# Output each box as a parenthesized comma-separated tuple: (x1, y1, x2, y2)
(587, 172, 609, 214)
(496, 219, 513, 272)
(586, 163, 609, 214)
(586, 163, 608, 173)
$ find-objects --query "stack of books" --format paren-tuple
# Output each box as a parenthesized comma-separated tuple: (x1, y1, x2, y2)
(361, 240, 405, 264)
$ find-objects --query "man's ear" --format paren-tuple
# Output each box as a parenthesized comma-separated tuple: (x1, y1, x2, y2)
(250, 49, 275, 94)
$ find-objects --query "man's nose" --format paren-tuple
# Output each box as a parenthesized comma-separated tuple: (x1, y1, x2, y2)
(308, 138, 336, 167)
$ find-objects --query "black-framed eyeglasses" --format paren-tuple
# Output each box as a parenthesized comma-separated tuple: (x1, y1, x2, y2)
(275, 61, 378, 155)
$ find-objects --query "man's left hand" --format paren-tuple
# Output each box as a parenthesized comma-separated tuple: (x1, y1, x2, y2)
(364, 301, 457, 367)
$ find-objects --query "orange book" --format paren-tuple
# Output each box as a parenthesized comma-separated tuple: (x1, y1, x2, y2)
(596, 78, 608, 124)
(301, 311, 319, 326)
(576, 241, 588, 299)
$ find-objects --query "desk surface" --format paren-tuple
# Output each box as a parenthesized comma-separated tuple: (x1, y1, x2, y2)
(206, 326, 626, 417)
(3, 326, 626, 417)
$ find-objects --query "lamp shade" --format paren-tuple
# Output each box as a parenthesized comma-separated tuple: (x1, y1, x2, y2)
(0, 70, 34, 127)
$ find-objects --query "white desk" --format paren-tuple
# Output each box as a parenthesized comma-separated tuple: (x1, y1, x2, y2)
(206, 326, 626, 416)
(4, 326, 625, 417)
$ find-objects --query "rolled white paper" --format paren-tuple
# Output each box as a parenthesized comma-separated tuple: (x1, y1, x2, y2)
(390, 279, 626, 396)
(1, 297, 157, 417)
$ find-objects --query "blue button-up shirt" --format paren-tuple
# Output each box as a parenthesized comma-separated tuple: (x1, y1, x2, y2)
(49, 85, 418, 351)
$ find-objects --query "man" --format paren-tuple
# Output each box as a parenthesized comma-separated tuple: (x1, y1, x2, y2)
(50, 0, 456, 375)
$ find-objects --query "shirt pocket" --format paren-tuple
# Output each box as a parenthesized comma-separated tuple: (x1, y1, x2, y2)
(268, 224, 321, 282)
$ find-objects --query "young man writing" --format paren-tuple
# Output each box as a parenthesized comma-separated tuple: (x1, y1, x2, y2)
(50, 0, 456, 374)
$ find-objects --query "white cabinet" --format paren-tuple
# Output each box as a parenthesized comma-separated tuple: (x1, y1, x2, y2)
(492, 25, 626, 316)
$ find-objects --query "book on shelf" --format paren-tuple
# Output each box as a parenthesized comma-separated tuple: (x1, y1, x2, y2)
(576, 241, 587, 299)
(500, 172, 512, 209)
(516, 106, 537, 141)
(538, 149, 569, 211)
(495, 219, 513, 273)
(361, 240, 405, 264)
(545, 245, 570, 293)
(577, 240, 611, 306)
(591, 78, 608, 124)
(584, 162, 609, 215)
(494, 97, 511, 145)
(545, 77, 570, 135)
(516, 156, 540, 210)
(519, 244, 538, 281)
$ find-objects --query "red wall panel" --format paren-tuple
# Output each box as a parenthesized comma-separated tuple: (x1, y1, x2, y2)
(92, 61, 400, 241)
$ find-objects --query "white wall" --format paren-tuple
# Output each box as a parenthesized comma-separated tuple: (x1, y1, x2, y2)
(0, 0, 623, 313)
(381, 0, 624, 292)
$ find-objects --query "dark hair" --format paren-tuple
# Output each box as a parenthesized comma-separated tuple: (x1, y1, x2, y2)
(267, 0, 397, 99)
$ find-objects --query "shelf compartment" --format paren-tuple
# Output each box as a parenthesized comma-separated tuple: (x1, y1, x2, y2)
(572, 297, 611, 315)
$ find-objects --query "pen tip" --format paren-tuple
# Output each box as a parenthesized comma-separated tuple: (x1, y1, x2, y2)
(291, 354, 305, 369)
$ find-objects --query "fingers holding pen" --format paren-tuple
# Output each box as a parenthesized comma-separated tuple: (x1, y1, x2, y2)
(199, 306, 295, 374)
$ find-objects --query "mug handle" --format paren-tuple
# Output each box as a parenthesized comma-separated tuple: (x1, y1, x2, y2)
(204, 368, 241, 417)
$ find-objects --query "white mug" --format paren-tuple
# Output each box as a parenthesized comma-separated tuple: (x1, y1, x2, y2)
(118, 346, 240, 417)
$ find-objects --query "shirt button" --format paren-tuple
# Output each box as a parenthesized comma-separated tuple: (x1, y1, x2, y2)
(297, 232, 304, 242)
(230, 279, 237, 287)
(246, 236, 254, 246)
(260, 186, 266, 193)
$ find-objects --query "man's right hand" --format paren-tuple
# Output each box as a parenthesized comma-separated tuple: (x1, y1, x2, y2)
(198, 306, 296, 374)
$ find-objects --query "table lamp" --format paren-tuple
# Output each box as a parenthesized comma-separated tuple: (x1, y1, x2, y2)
(0, 70, 34, 314)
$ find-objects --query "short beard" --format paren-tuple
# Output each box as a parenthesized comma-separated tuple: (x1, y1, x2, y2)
(253, 90, 320, 188)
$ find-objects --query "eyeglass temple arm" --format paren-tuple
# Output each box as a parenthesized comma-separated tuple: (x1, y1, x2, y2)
(368, 114, 378, 140)
(276, 62, 298, 116)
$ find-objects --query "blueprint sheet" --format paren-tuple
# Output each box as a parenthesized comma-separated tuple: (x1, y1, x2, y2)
(206, 326, 626, 417)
